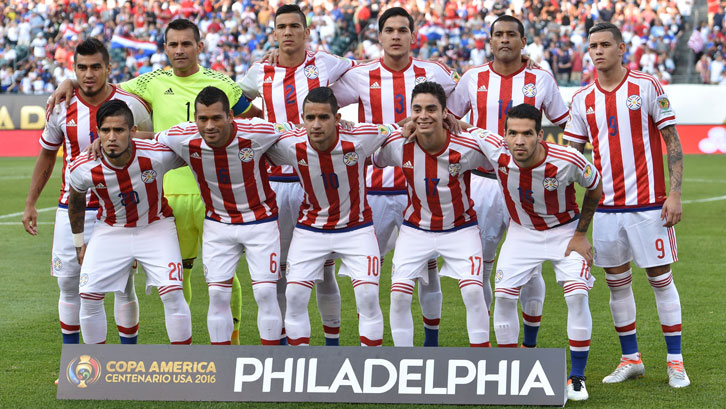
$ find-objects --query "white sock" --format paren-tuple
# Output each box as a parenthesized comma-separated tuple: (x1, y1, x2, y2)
(114, 273, 139, 340)
(79, 293, 107, 344)
(648, 271, 683, 362)
(493, 295, 519, 347)
(353, 281, 383, 346)
(58, 276, 80, 338)
(565, 291, 592, 344)
(390, 279, 415, 346)
(459, 280, 489, 346)
(520, 271, 545, 328)
(285, 281, 314, 345)
(207, 283, 233, 344)
(252, 280, 283, 345)
(418, 259, 442, 329)
(316, 260, 341, 338)
(160, 289, 192, 344)
(606, 269, 639, 360)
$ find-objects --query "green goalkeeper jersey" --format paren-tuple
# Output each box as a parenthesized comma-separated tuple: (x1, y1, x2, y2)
(121, 66, 251, 195)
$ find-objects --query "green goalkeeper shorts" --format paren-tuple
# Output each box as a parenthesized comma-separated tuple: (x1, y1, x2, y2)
(166, 194, 205, 260)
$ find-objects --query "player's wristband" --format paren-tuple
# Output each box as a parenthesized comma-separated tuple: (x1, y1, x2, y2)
(73, 233, 84, 248)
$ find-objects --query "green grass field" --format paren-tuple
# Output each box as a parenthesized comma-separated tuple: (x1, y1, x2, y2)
(1, 155, 724, 408)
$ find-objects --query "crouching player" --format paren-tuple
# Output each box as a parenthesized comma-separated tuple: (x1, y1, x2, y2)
(68, 100, 192, 344)
(474, 103, 602, 400)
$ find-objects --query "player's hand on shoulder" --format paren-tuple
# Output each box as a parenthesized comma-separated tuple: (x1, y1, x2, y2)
(443, 112, 462, 135)
(565, 232, 593, 266)
(81, 138, 103, 161)
(46, 79, 76, 115)
(22, 205, 38, 236)
(402, 120, 418, 143)
(661, 192, 682, 227)
(522, 55, 540, 70)
(339, 119, 355, 130)
(260, 48, 279, 65)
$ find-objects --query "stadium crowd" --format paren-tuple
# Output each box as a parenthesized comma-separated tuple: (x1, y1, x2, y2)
(689, 1, 726, 84)
(0, 0, 706, 94)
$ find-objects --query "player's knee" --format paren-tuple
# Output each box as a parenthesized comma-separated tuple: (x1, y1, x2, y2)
(645, 264, 671, 277)
(390, 288, 413, 313)
(460, 285, 486, 312)
(57, 276, 79, 298)
(252, 282, 277, 306)
(354, 284, 380, 316)
(285, 284, 312, 312)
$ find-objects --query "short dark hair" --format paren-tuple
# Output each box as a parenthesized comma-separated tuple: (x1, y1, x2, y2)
(195, 86, 230, 114)
(303, 87, 338, 115)
(275, 4, 307, 28)
(165, 19, 201, 44)
(588, 22, 623, 44)
(97, 100, 134, 129)
(491, 15, 525, 38)
(411, 81, 447, 111)
(505, 103, 542, 133)
(74, 38, 110, 66)
(378, 7, 414, 33)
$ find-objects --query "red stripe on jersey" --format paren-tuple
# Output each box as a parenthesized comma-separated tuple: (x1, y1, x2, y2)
(523, 71, 536, 106)
(341, 140, 363, 227)
(66, 103, 80, 159)
(519, 167, 548, 230)
(544, 163, 569, 224)
(369, 68, 383, 124)
(627, 82, 650, 205)
(188, 140, 215, 219)
(138, 157, 159, 224)
(262, 65, 276, 122)
(283, 67, 301, 123)
(319, 148, 341, 229)
(605, 91, 626, 204)
(238, 137, 267, 220)
(447, 150, 466, 226)
(497, 154, 520, 225)
(648, 117, 667, 203)
(475, 70, 490, 128)
(497, 75, 513, 135)
(295, 142, 319, 225)
(213, 145, 244, 223)
(424, 153, 443, 230)
(584, 91, 603, 202)
(91, 165, 115, 225)
(357, 97, 365, 122)
(403, 143, 422, 226)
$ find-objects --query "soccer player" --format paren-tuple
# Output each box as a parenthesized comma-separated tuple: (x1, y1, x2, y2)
(373, 81, 491, 348)
(50, 19, 257, 344)
(265, 87, 386, 347)
(331, 7, 459, 346)
(475, 103, 602, 401)
(22, 39, 151, 346)
(153, 86, 285, 345)
(238, 4, 354, 345)
(68, 100, 192, 345)
(565, 22, 688, 388)
(448, 15, 570, 348)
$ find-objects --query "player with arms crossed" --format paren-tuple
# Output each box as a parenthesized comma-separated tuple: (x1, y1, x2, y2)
(239, 4, 354, 345)
(265, 87, 386, 346)
(68, 100, 192, 345)
(154, 86, 286, 345)
(51, 19, 257, 344)
(373, 82, 491, 348)
(565, 22, 688, 388)
(475, 103, 601, 400)
(23, 39, 151, 348)
(331, 7, 459, 346)
(448, 15, 570, 348)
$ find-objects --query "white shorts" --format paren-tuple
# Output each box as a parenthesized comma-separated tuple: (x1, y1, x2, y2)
(271, 181, 305, 263)
(495, 221, 595, 297)
(50, 206, 98, 277)
(470, 175, 509, 261)
(286, 225, 380, 283)
(392, 224, 484, 284)
(593, 209, 678, 268)
(79, 217, 182, 293)
(368, 194, 406, 256)
(202, 218, 281, 283)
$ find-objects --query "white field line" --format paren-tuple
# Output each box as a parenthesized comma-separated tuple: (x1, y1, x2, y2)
(684, 178, 726, 184)
(0, 221, 54, 226)
(683, 195, 726, 204)
(0, 207, 55, 220)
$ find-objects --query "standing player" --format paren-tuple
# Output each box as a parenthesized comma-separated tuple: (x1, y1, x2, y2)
(265, 87, 386, 347)
(373, 82, 490, 348)
(50, 19, 257, 344)
(239, 4, 354, 345)
(331, 7, 458, 346)
(565, 22, 688, 388)
(68, 100, 192, 345)
(154, 87, 285, 345)
(476, 103, 602, 401)
(23, 39, 151, 347)
(448, 15, 570, 348)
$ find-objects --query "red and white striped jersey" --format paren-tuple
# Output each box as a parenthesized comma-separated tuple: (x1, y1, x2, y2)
(265, 124, 396, 231)
(40, 85, 153, 207)
(239, 51, 353, 181)
(448, 62, 569, 135)
(68, 140, 184, 227)
(474, 130, 601, 231)
(331, 57, 459, 193)
(372, 129, 488, 231)
(564, 70, 675, 209)
(156, 118, 291, 225)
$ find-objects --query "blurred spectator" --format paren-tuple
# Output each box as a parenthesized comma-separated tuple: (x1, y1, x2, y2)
(696, 53, 712, 84)
(710, 52, 724, 84)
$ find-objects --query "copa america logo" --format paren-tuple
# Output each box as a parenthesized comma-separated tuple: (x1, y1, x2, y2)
(343, 152, 359, 166)
(238, 148, 255, 163)
(66, 355, 102, 388)
(626, 95, 642, 111)
(141, 169, 157, 184)
(303, 65, 319, 79)
(522, 83, 537, 98)
(543, 177, 559, 191)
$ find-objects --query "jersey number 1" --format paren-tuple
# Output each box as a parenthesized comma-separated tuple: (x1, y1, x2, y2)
(185, 102, 191, 121)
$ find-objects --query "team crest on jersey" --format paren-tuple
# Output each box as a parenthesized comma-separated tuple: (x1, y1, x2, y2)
(522, 83, 537, 98)
(451, 71, 460, 83)
(626, 95, 642, 110)
(344, 152, 359, 166)
(52, 256, 62, 272)
(470, 128, 488, 139)
(448, 163, 462, 177)
(141, 169, 158, 184)
(495, 269, 503, 283)
(583, 164, 596, 185)
(658, 97, 671, 110)
(274, 123, 293, 133)
(238, 147, 255, 162)
(415, 76, 427, 85)
(303, 65, 319, 79)
(79, 273, 89, 287)
(543, 177, 559, 191)
(378, 124, 394, 137)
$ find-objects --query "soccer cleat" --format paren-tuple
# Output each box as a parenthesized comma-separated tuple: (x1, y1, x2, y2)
(602, 355, 645, 383)
(567, 376, 588, 401)
(667, 361, 690, 388)
(54, 378, 59, 385)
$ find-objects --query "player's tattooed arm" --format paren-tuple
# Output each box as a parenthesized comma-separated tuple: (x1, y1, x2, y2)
(22, 148, 58, 235)
(566, 180, 602, 266)
(68, 187, 87, 235)
(660, 124, 683, 227)
(568, 141, 586, 154)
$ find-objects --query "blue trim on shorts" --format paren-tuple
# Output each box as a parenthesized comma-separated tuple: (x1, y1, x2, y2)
(58, 204, 99, 211)
(269, 176, 300, 182)
(596, 204, 663, 213)
(402, 220, 478, 233)
(295, 221, 373, 233)
(204, 215, 278, 226)
(551, 214, 580, 229)
(366, 190, 408, 196)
